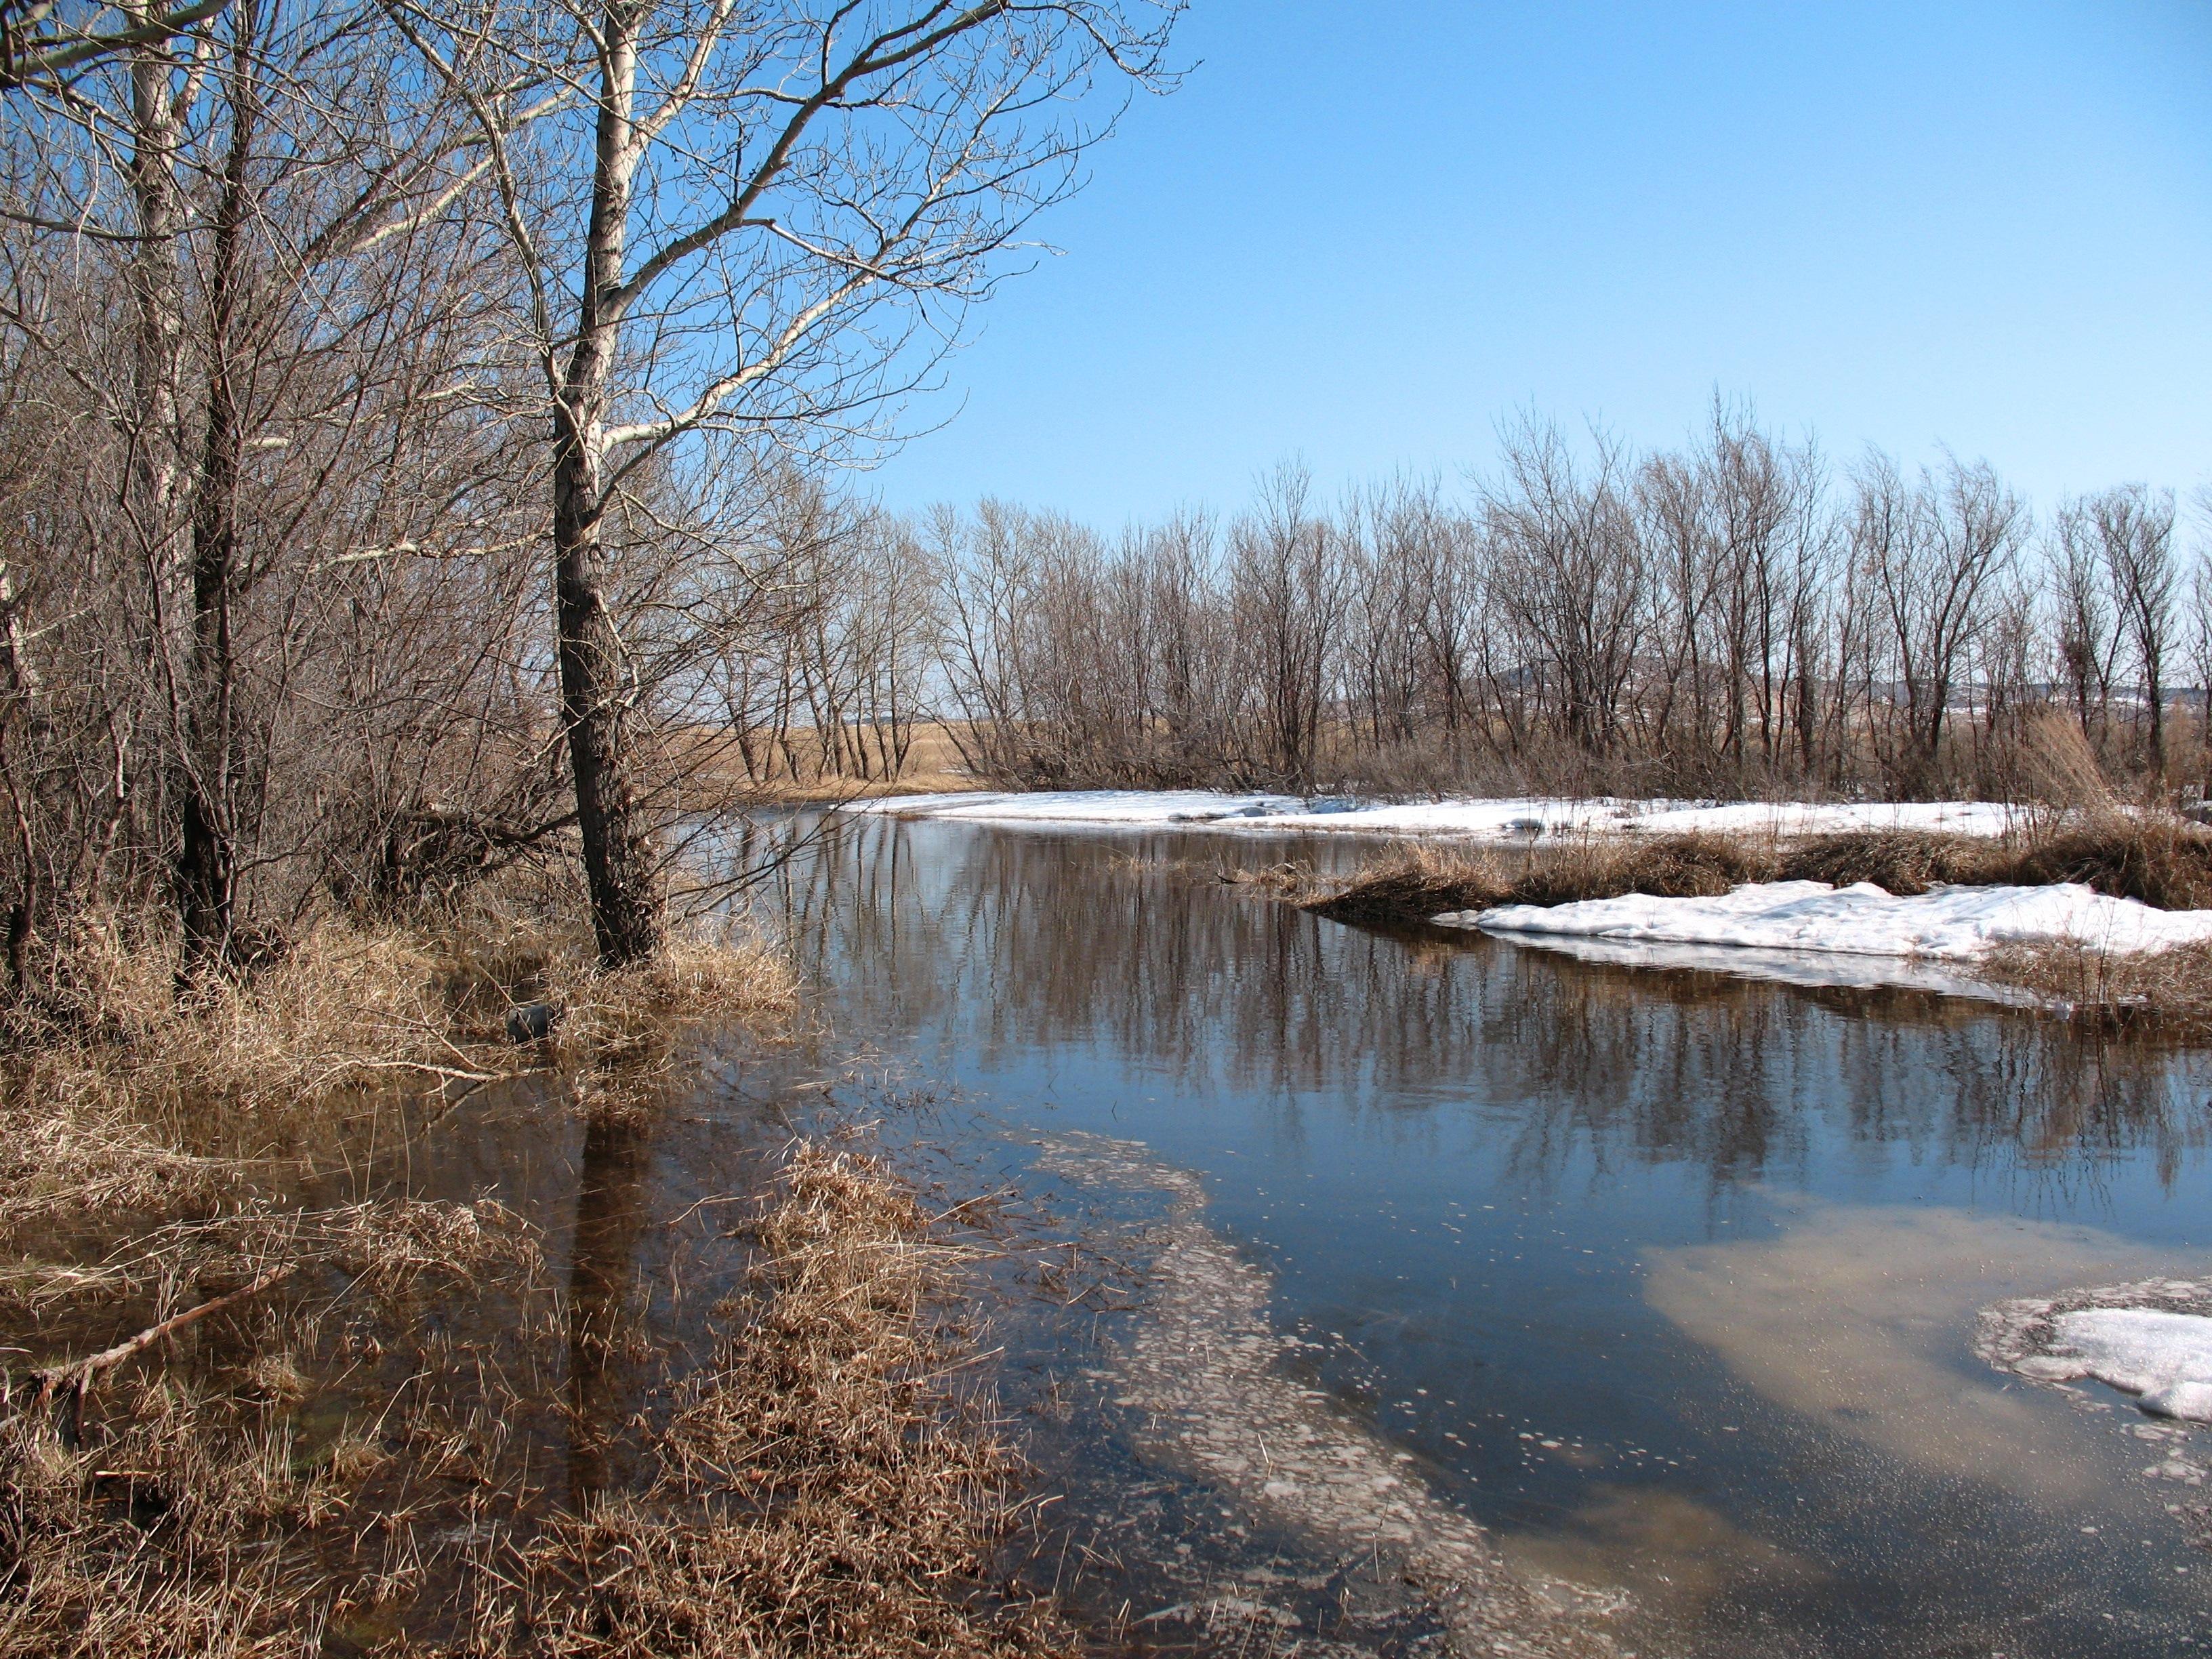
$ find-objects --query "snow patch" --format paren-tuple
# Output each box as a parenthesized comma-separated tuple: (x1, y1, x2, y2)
(843, 790, 2028, 841)
(1982, 1280, 2212, 1423)
(2048, 1311, 2212, 1421)
(1446, 880, 2212, 962)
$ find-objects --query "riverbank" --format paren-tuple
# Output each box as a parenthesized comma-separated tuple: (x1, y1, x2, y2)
(1306, 815, 2212, 920)
(0, 903, 1077, 1657)
(1301, 815, 2212, 1031)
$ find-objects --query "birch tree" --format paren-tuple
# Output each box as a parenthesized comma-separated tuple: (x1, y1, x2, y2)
(393, 0, 1178, 964)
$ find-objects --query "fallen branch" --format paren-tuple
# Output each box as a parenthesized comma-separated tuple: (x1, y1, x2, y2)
(14, 1261, 301, 1442)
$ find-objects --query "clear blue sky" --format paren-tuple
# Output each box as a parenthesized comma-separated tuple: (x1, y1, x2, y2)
(863, 0, 2212, 525)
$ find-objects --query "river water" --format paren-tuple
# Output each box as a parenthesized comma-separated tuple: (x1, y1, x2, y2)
(749, 810, 2212, 1656)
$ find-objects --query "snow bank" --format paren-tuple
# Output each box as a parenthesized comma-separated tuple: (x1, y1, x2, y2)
(1981, 1281, 2212, 1424)
(1447, 880, 2212, 962)
(844, 789, 2026, 840)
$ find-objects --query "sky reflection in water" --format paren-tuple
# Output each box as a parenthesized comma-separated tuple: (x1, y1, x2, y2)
(748, 813, 2212, 1656)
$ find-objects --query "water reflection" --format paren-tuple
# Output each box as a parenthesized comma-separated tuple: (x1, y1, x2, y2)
(756, 814, 2211, 1195)
(1643, 1198, 2163, 1502)
(722, 812, 2212, 1655)
(564, 1106, 654, 1507)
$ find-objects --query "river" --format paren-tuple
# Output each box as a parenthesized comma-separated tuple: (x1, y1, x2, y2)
(745, 809, 2212, 1656)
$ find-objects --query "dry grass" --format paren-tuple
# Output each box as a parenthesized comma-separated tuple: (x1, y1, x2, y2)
(0, 1372, 335, 1658)
(513, 1141, 1072, 1659)
(672, 720, 983, 806)
(1305, 832, 1765, 927)
(556, 931, 802, 1079)
(0, 893, 1053, 1659)
(0, 899, 802, 1654)
(1307, 812, 2212, 929)
(0, 1185, 554, 1659)
(0, 1139, 1069, 1658)
(0, 906, 796, 1237)
(1983, 939, 2212, 1040)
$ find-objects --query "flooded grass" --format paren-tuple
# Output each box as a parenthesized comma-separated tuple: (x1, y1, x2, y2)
(527, 1139, 1076, 1659)
(0, 903, 1076, 1654)
(0, 1118, 1074, 1657)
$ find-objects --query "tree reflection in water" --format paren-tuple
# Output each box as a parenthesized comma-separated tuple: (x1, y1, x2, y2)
(564, 1105, 654, 1510)
(749, 813, 2208, 1199)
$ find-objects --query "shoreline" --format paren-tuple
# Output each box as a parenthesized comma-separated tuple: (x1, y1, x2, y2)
(0, 907, 1088, 1657)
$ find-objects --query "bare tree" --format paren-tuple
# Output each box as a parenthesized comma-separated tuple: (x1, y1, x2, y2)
(1854, 452, 2026, 791)
(1230, 462, 1348, 790)
(2051, 498, 2120, 743)
(920, 434, 2194, 808)
(0, 0, 232, 91)
(2089, 483, 2178, 780)
(1, 0, 556, 978)
(392, 0, 1179, 963)
(1481, 417, 1643, 764)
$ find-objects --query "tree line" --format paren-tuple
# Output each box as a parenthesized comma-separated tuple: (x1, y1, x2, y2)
(5, 2, 2197, 1004)
(904, 409, 2209, 804)
(0, 0, 1177, 994)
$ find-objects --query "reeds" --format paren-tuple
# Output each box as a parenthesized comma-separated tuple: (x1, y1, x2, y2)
(522, 1141, 1073, 1659)
(1983, 939, 2212, 1040)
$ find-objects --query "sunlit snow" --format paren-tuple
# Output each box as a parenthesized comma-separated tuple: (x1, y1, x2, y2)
(2034, 1309, 2212, 1421)
(844, 789, 2025, 840)
(1447, 880, 2212, 961)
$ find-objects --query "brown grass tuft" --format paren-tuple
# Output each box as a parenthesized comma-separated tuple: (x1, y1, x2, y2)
(514, 1139, 1072, 1658)
(1983, 939, 2212, 1039)
(1306, 832, 1763, 927)
(0, 907, 796, 1238)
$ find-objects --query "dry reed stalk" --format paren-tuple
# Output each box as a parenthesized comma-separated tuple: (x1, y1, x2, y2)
(518, 1140, 1074, 1659)
(1982, 939, 2212, 1038)
(553, 930, 800, 1079)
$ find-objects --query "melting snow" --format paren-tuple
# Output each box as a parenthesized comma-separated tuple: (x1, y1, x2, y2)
(2043, 1310, 2212, 1421)
(1982, 1282, 2212, 1427)
(844, 790, 2026, 840)
(1446, 880, 2212, 961)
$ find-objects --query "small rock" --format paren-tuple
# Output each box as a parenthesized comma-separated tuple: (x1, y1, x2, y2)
(505, 1001, 556, 1042)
